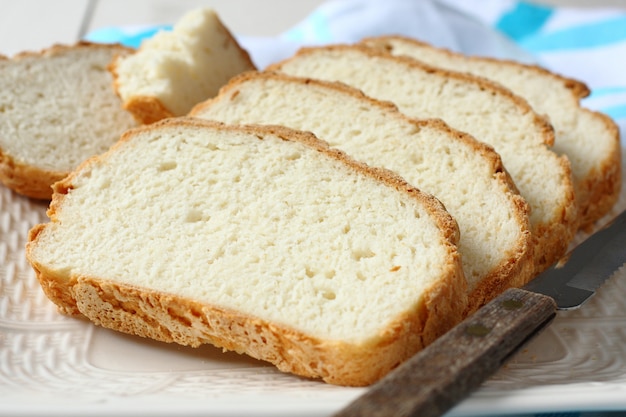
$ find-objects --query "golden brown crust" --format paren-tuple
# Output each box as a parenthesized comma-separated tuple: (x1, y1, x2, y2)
(364, 35, 621, 228)
(24, 266, 464, 386)
(363, 35, 591, 99)
(529, 154, 578, 272)
(9, 40, 133, 60)
(0, 148, 64, 199)
(192, 69, 403, 117)
(26, 118, 466, 386)
(54, 268, 464, 386)
(577, 110, 622, 230)
(124, 95, 175, 125)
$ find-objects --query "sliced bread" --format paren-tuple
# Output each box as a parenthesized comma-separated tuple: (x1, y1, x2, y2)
(25, 117, 466, 386)
(269, 45, 578, 277)
(363, 35, 621, 229)
(109, 8, 256, 124)
(0, 42, 136, 200)
(191, 71, 532, 311)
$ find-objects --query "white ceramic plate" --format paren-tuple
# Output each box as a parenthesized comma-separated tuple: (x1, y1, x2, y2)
(2, 157, 626, 417)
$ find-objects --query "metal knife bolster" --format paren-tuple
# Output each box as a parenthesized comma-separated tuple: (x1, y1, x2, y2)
(524, 208, 626, 309)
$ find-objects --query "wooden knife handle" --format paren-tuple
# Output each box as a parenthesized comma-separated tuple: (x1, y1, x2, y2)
(334, 288, 557, 417)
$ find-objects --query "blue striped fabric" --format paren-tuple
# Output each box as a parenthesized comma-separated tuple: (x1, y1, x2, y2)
(520, 16, 626, 51)
(87, 25, 171, 49)
(495, 2, 554, 41)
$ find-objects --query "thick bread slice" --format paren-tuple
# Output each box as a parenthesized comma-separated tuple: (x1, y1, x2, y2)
(363, 35, 621, 229)
(0, 42, 136, 200)
(109, 8, 256, 124)
(191, 71, 532, 312)
(269, 45, 578, 277)
(25, 117, 466, 386)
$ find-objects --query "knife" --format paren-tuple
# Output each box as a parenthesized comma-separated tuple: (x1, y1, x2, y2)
(334, 209, 626, 417)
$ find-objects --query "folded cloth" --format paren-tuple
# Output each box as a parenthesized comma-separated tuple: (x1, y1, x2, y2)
(85, 0, 625, 139)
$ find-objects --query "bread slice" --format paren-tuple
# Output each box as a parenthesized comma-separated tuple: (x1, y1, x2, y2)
(0, 42, 136, 200)
(109, 8, 256, 125)
(26, 117, 466, 386)
(191, 71, 532, 312)
(363, 35, 621, 229)
(269, 44, 578, 277)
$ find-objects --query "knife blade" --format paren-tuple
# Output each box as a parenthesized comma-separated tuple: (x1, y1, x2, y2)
(334, 209, 626, 417)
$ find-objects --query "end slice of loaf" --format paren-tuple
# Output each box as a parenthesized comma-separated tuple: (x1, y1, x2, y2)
(269, 44, 578, 277)
(191, 71, 532, 312)
(363, 35, 621, 229)
(26, 117, 466, 386)
(109, 8, 256, 124)
(0, 42, 136, 199)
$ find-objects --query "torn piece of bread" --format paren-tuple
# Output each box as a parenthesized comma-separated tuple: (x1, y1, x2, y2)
(25, 117, 466, 387)
(363, 35, 621, 229)
(109, 8, 256, 124)
(0, 42, 136, 200)
(269, 45, 578, 277)
(191, 71, 532, 312)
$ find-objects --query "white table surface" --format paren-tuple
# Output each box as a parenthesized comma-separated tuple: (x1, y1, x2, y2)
(1, 0, 625, 57)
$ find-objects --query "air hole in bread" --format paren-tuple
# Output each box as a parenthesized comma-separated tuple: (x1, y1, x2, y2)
(89, 63, 106, 71)
(410, 153, 424, 165)
(185, 209, 207, 223)
(352, 248, 375, 261)
(157, 161, 177, 172)
(322, 290, 336, 301)
(96, 177, 111, 189)
(285, 152, 302, 160)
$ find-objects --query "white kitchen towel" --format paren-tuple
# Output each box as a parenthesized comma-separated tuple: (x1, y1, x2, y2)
(86, 0, 625, 139)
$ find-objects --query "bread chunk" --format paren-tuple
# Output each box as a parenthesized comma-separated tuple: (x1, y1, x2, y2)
(363, 35, 620, 229)
(0, 42, 136, 199)
(26, 118, 466, 386)
(270, 44, 577, 277)
(109, 8, 256, 124)
(191, 71, 532, 312)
